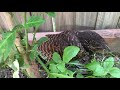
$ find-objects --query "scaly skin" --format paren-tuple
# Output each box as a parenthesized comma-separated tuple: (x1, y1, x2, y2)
(38, 30, 110, 64)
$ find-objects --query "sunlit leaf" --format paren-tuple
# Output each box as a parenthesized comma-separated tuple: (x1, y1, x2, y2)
(0, 31, 16, 62)
(63, 46, 80, 63)
(103, 57, 114, 71)
(52, 52, 62, 63)
(49, 63, 59, 73)
(24, 16, 45, 29)
(109, 67, 120, 78)
(56, 62, 66, 72)
(29, 44, 38, 61)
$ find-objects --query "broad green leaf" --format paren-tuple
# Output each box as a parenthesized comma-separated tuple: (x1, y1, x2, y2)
(93, 65, 105, 76)
(0, 31, 16, 62)
(76, 73, 84, 78)
(49, 63, 59, 73)
(50, 73, 73, 78)
(46, 12, 56, 17)
(24, 16, 45, 29)
(13, 71, 19, 78)
(29, 44, 38, 61)
(56, 62, 66, 72)
(52, 52, 62, 63)
(85, 61, 100, 71)
(37, 37, 49, 46)
(103, 57, 114, 71)
(63, 46, 80, 63)
(109, 67, 120, 78)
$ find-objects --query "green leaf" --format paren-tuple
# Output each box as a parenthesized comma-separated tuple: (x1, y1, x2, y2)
(29, 44, 38, 61)
(63, 46, 80, 63)
(49, 63, 59, 73)
(37, 37, 49, 46)
(0, 31, 16, 62)
(46, 12, 56, 17)
(52, 52, 62, 63)
(103, 57, 114, 71)
(85, 61, 100, 71)
(15, 52, 24, 67)
(109, 67, 120, 78)
(50, 73, 73, 78)
(56, 62, 66, 72)
(76, 73, 84, 78)
(93, 65, 105, 76)
(24, 16, 45, 29)
(86, 60, 106, 76)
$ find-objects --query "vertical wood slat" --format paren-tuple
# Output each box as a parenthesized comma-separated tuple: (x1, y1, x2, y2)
(0, 12, 120, 32)
(0, 12, 14, 31)
(56, 12, 75, 31)
(76, 12, 98, 29)
(95, 12, 120, 29)
(40, 13, 53, 32)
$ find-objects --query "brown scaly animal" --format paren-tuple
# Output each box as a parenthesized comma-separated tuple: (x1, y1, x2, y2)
(38, 30, 110, 64)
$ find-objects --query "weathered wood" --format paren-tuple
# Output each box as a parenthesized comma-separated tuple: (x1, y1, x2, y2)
(0, 12, 120, 32)
(0, 12, 14, 31)
(13, 12, 34, 32)
(56, 12, 75, 31)
(28, 29, 120, 41)
(76, 12, 97, 29)
(40, 13, 53, 31)
(95, 12, 120, 29)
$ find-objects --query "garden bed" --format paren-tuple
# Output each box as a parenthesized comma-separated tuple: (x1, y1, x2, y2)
(1, 29, 120, 78)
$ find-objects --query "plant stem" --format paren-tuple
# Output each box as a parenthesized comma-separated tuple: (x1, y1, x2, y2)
(52, 17, 56, 32)
(32, 27, 39, 44)
(24, 12, 28, 53)
(32, 13, 43, 44)
(36, 56, 50, 74)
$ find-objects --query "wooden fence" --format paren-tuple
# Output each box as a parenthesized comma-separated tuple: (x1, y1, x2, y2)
(0, 12, 120, 32)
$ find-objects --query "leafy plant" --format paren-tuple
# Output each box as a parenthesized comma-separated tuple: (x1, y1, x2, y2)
(0, 12, 56, 78)
(48, 46, 81, 78)
(85, 57, 120, 78)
